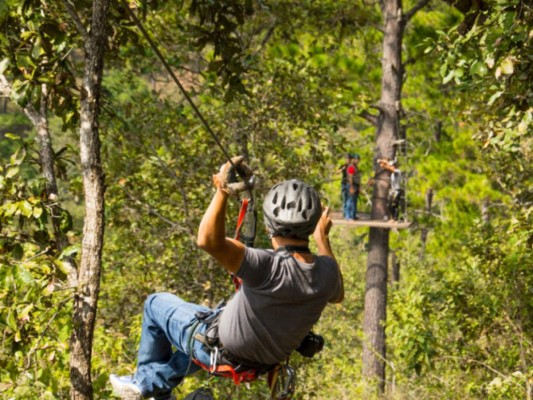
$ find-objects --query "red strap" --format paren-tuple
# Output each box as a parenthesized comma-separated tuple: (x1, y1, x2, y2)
(234, 198, 249, 241)
(231, 198, 249, 291)
(192, 358, 258, 385)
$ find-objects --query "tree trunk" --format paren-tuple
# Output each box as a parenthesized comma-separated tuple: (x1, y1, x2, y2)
(434, 120, 442, 142)
(362, 0, 404, 392)
(482, 197, 490, 225)
(69, 1, 109, 399)
(420, 188, 433, 259)
(34, 85, 74, 258)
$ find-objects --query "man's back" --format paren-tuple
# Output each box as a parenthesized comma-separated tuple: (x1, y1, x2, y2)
(218, 247, 341, 365)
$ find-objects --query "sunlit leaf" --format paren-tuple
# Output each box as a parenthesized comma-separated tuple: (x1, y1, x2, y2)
(499, 58, 514, 75)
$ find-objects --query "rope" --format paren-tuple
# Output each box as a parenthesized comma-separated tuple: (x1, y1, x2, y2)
(122, 1, 252, 192)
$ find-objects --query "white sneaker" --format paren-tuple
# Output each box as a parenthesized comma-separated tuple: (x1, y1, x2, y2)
(109, 374, 142, 400)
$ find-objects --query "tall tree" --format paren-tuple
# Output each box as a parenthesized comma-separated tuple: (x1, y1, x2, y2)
(64, 0, 110, 398)
(361, 0, 430, 392)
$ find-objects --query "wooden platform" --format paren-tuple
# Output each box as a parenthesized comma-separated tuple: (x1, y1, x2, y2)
(330, 212, 412, 230)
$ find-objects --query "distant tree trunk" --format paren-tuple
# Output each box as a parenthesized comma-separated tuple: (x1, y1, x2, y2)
(482, 198, 490, 225)
(33, 85, 73, 256)
(434, 120, 442, 142)
(420, 188, 433, 259)
(362, 0, 403, 391)
(235, 128, 250, 161)
(69, 1, 109, 399)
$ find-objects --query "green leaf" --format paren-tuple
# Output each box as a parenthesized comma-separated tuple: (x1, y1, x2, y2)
(18, 304, 33, 321)
(59, 244, 81, 259)
(487, 91, 503, 105)
(470, 61, 488, 77)
(6, 166, 19, 179)
(59, 209, 73, 233)
(499, 58, 514, 75)
(20, 30, 36, 40)
(15, 265, 33, 284)
(19, 200, 33, 218)
(6, 311, 17, 330)
(2, 202, 19, 217)
(10, 147, 26, 166)
(53, 259, 72, 275)
(31, 37, 42, 59)
(443, 70, 454, 84)
(0, 58, 9, 74)
(32, 206, 43, 219)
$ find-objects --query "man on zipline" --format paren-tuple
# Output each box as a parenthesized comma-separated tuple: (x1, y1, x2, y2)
(110, 157, 344, 400)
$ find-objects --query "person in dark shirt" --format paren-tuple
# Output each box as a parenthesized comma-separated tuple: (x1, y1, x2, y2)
(338, 153, 352, 219)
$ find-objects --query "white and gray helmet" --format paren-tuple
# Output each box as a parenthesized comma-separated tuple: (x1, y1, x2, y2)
(263, 180, 322, 240)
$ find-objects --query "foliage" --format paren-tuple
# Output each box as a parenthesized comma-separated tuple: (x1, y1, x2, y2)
(433, 0, 532, 212)
(0, 135, 77, 398)
(0, 0, 531, 399)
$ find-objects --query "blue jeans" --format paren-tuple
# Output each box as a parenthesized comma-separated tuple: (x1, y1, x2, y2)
(344, 190, 358, 219)
(133, 293, 217, 399)
(342, 183, 349, 218)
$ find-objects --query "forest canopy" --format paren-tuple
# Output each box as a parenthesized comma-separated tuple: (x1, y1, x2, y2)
(0, 0, 531, 399)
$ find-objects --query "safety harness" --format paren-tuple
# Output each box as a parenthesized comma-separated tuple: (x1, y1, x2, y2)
(190, 306, 277, 385)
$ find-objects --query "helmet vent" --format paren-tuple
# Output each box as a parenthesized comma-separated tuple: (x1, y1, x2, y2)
(292, 182, 298, 190)
(273, 193, 278, 204)
(287, 201, 296, 209)
(302, 210, 307, 219)
(297, 199, 302, 212)
(273, 207, 280, 217)
(281, 196, 286, 209)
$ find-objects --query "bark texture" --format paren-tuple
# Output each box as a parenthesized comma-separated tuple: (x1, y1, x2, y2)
(34, 85, 74, 256)
(69, 1, 109, 399)
(362, 0, 404, 392)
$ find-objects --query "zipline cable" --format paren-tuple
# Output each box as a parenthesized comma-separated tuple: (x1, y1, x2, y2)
(121, 1, 252, 193)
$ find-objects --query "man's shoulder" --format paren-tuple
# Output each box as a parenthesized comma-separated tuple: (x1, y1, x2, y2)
(311, 255, 338, 275)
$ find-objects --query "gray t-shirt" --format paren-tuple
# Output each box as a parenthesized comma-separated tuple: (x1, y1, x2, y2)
(218, 247, 342, 365)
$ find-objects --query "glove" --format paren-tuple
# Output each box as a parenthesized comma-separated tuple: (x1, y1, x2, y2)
(217, 156, 253, 196)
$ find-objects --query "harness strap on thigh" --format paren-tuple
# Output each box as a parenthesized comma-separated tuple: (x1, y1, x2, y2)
(192, 357, 258, 385)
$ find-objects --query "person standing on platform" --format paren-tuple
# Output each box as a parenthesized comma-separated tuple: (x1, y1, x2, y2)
(345, 154, 361, 220)
(378, 158, 404, 221)
(338, 153, 352, 220)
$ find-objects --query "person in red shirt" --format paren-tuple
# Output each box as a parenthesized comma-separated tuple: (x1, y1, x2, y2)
(345, 154, 361, 220)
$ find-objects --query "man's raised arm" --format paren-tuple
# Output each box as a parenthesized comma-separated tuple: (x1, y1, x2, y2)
(197, 157, 252, 274)
(313, 207, 344, 303)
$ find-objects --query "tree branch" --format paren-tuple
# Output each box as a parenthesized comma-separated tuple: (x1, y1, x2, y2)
(61, 0, 89, 41)
(360, 110, 379, 126)
(405, 0, 431, 21)
(1, 74, 45, 128)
